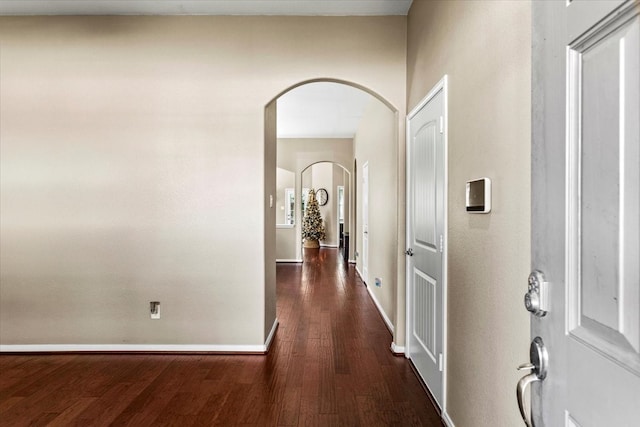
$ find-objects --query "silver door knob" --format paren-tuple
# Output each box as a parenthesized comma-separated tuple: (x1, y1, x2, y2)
(405, 248, 414, 256)
(516, 337, 548, 427)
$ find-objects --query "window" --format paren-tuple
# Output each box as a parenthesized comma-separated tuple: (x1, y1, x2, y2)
(285, 188, 295, 225)
(301, 188, 310, 218)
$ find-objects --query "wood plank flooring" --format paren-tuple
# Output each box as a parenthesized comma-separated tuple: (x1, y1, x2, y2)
(0, 248, 442, 426)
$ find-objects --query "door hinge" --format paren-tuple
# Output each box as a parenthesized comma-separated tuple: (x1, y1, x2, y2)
(438, 353, 444, 371)
(439, 116, 444, 134)
(439, 235, 444, 253)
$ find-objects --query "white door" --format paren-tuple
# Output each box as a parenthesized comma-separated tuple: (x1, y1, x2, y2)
(528, 1, 640, 426)
(406, 79, 446, 407)
(362, 162, 369, 284)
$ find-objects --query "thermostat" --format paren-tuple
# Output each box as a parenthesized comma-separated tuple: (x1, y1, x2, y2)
(466, 178, 491, 213)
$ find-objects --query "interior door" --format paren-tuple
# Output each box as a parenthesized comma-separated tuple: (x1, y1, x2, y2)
(406, 84, 445, 407)
(362, 162, 369, 284)
(529, 1, 640, 426)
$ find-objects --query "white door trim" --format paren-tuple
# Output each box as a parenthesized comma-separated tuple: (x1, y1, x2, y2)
(405, 75, 449, 411)
(362, 161, 369, 285)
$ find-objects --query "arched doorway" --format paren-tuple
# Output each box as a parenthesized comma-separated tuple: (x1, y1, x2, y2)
(298, 161, 351, 261)
(264, 78, 403, 350)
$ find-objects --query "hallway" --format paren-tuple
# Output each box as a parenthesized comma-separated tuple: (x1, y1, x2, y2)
(0, 249, 442, 426)
(275, 248, 442, 425)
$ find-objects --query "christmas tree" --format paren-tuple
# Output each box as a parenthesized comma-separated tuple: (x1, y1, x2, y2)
(302, 189, 326, 248)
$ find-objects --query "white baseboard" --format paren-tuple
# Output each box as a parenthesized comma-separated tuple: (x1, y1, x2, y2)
(355, 266, 364, 282)
(442, 411, 456, 427)
(1, 319, 280, 354)
(320, 244, 338, 248)
(0, 344, 265, 353)
(276, 259, 302, 263)
(348, 259, 356, 264)
(390, 342, 405, 355)
(265, 318, 279, 351)
(365, 284, 394, 334)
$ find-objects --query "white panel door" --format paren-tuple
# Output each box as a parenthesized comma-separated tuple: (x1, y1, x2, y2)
(406, 82, 445, 407)
(530, 1, 640, 426)
(362, 162, 369, 285)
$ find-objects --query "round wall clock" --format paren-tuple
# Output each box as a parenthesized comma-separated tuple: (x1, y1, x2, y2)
(316, 188, 329, 206)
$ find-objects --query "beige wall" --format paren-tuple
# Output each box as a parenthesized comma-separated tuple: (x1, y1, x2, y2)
(278, 138, 355, 173)
(354, 99, 398, 330)
(275, 227, 296, 261)
(0, 16, 406, 346)
(407, 1, 531, 426)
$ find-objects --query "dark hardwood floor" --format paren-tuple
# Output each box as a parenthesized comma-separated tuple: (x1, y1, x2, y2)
(0, 248, 442, 426)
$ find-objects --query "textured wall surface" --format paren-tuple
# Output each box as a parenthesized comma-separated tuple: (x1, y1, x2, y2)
(354, 99, 398, 330)
(0, 16, 406, 346)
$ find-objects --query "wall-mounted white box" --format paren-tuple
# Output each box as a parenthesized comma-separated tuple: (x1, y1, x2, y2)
(466, 177, 491, 213)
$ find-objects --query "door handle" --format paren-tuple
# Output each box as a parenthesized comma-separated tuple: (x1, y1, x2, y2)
(405, 248, 414, 256)
(517, 372, 540, 427)
(516, 337, 548, 427)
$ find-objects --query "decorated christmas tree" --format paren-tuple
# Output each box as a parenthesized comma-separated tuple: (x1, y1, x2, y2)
(302, 189, 326, 248)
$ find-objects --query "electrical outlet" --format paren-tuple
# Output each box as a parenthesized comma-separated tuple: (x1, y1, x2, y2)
(355, 251, 359, 257)
(150, 301, 160, 319)
(375, 277, 382, 287)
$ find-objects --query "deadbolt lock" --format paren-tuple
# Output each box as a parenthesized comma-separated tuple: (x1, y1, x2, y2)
(525, 270, 549, 317)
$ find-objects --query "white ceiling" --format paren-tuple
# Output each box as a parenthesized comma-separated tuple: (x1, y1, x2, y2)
(0, 0, 413, 16)
(277, 82, 374, 139)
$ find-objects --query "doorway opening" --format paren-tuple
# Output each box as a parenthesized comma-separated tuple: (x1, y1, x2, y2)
(300, 161, 351, 261)
(265, 78, 402, 350)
